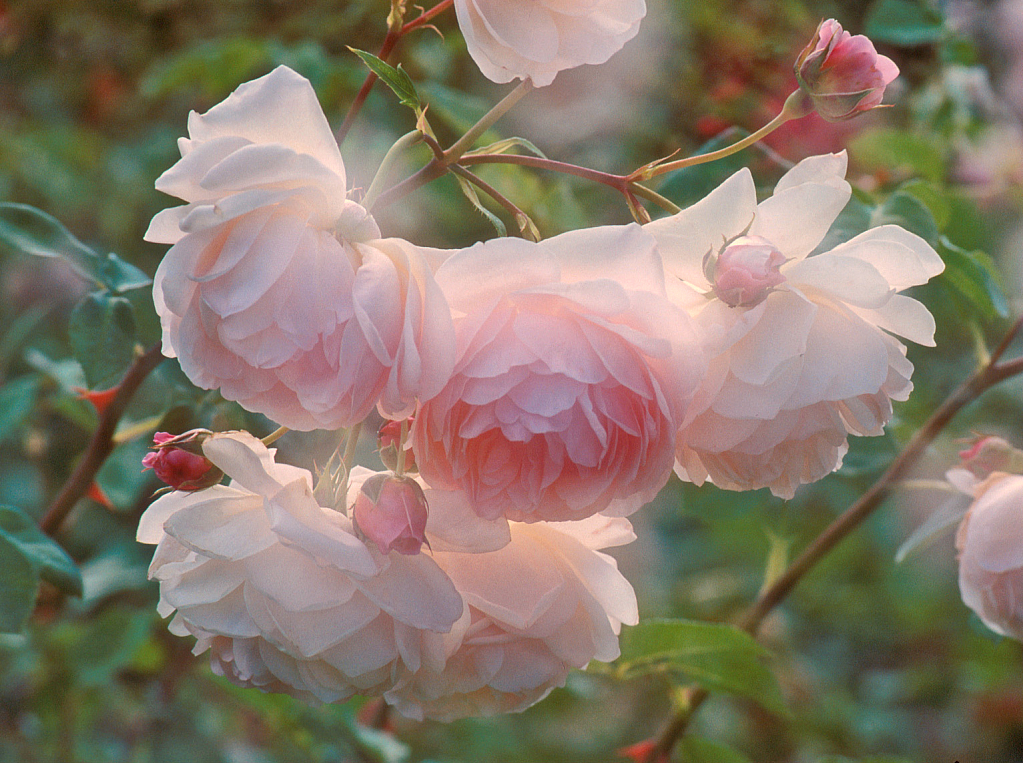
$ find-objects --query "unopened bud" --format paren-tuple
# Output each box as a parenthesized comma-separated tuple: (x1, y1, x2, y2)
(958, 435, 1023, 479)
(142, 429, 221, 491)
(352, 474, 429, 555)
(712, 235, 787, 307)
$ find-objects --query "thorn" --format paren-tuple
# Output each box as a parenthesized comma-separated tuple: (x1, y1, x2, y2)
(73, 386, 119, 416)
(87, 481, 114, 510)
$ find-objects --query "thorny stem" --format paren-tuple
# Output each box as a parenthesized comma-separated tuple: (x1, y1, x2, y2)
(40, 342, 165, 536)
(646, 345, 1023, 762)
(337, 0, 455, 143)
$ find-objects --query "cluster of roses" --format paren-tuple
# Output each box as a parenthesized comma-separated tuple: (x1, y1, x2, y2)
(135, 7, 938, 720)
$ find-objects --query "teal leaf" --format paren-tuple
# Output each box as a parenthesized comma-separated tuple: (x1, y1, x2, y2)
(870, 189, 940, 246)
(0, 533, 39, 634)
(0, 375, 40, 443)
(615, 618, 788, 715)
(936, 238, 1009, 320)
(0, 505, 84, 598)
(864, 0, 945, 47)
(68, 292, 138, 389)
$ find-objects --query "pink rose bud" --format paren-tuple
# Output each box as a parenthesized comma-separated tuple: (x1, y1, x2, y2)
(378, 418, 416, 473)
(142, 429, 221, 491)
(351, 474, 429, 556)
(958, 435, 1023, 479)
(795, 18, 899, 122)
(712, 235, 787, 307)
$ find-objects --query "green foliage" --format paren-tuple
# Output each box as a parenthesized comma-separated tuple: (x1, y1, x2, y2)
(68, 292, 138, 389)
(864, 0, 945, 47)
(679, 736, 754, 763)
(0, 505, 82, 633)
(935, 238, 1009, 320)
(349, 48, 422, 116)
(849, 129, 946, 184)
(615, 619, 788, 715)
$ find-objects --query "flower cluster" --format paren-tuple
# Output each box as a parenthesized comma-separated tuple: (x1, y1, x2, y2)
(139, 17, 935, 719)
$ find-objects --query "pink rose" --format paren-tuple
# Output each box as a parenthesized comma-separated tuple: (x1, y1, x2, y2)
(454, 0, 646, 86)
(711, 235, 787, 307)
(351, 474, 430, 555)
(795, 18, 900, 122)
(414, 224, 704, 522)
(956, 473, 1023, 640)
(647, 152, 944, 498)
(142, 430, 221, 491)
(146, 66, 455, 430)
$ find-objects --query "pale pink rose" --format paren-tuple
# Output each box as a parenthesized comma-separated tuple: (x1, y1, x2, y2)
(385, 512, 639, 720)
(454, 0, 646, 86)
(351, 474, 430, 555)
(146, 66, 455, 430)
(795, 19, 900, 122)
(647, 152, 944, 499)
(413, 224, 705, 523)
(711, 235, 787, 307)
(137, 432, 465, 704)
(956, 473, 1023, 640)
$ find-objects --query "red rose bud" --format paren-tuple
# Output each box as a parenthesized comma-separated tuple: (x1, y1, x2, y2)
(795, 18, 899, 122)
(352, 474, 429, 556)
(142, 429, 221, 491)
(378, 417, 416, 473)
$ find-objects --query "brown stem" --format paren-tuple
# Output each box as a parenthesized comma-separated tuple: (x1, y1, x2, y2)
(39, 342, 165, 536)
(647, 351, 1023, 762)
(337, 0, 454, 143)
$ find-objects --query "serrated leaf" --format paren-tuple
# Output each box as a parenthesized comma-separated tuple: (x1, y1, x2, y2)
(615, 618, 788, 715)
(0, 532, 38, 634)
(348, 48, 421, 113)
(864, 0, 945, 47)
(679, 736, 754, 763)
(453, 174, 507, 237)
(870, 190, 940, 245)
(0, 375, 40, 443)
(937, 238, 1009, 320)
(849, 128, 946, 183)
(0, 505, 84, 598)
(0, 203, 150, 293)
(68, 292, 138, 389)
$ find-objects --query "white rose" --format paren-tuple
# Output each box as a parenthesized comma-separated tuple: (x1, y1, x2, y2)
(137, 432, 465, 704)
(647, 152, 944, 498)
(147, 66, 455, 430)
(956, 473, 1023, 640)
(454, 0, 646, 86)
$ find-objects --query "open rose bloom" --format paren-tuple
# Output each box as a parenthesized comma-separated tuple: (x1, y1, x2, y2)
(147, 66, 455, 430)
(414, 224, 705, 523)
(454, 0, 646, 86)
(647, 152, 944, 498)
(139, 436, 637, 718)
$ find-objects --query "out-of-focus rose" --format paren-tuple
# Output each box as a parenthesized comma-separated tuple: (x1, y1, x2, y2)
(351, 473, 429, 555)
(137, 432, 465, 704)
(956, 473, 1023, 640)
(454, 0, 646, 87)
(385, 512, 639, 720)
(647, 152, 944, 499)
(957, 435, 1023, 479)
(414, 224, 704, 523)
(795, 18, 899, 122)
(142, 430, 221, 491)
(147, 66, 455, 430)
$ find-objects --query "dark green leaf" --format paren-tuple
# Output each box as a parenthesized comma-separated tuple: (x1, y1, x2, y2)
(0, 203, 151, 293)
(679, 736, 754, 763)
(0, 505, 84, 598)
(348, 48, 421, 113)
(937, 238, 1009, 320)
(864, 0, 945, 47)
(813, 196, 872, 254)
(615, 618, 788, 714)
(870, 190, 940, 245)
(68, 292, 138, 389)
(0, 375, 40, 443)
(849, 128, 946, 183)
(0, 532, 39, 634)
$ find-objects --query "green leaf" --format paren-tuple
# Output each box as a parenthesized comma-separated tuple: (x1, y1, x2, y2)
(348, 48, 421, 114)
(0, 203, 150, 293)
(679, 736, 754, 763)
(870, 189, 940, 245)
(615, 618, 788, 715)
(0, 505, 84, 598)
(68, 292, 138, 389)
(466, 136, 548, 159)
(848, 128, 946, 184)
(0, 375, 40, 443)
(937, 238, 1009, 320)
(864, 0, 945, 47)
(897, 179, 951, 231)
(0, 533, 39, 634)
(453, 173, 508, 237)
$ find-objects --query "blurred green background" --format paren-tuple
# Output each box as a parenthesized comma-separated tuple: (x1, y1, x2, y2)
(3, 0, 1023, 761)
